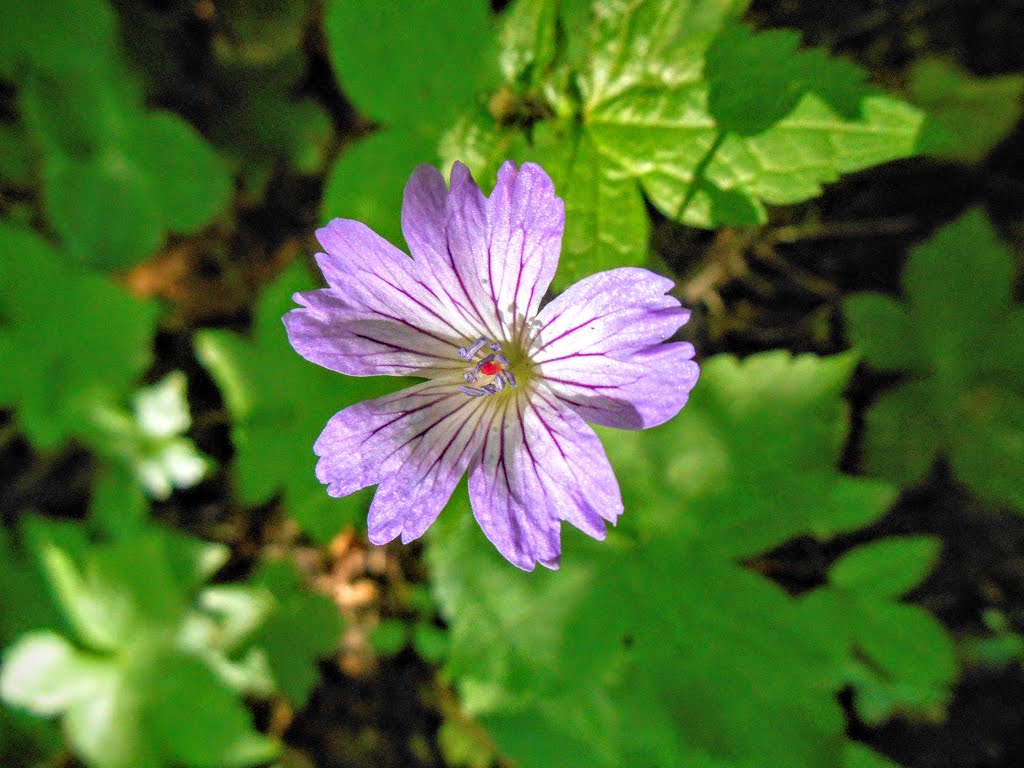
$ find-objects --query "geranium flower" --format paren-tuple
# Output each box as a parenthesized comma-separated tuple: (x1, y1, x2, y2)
(284, 161, 698, 570)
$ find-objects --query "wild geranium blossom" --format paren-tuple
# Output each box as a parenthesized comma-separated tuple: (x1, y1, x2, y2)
(284, 161, 698, 570)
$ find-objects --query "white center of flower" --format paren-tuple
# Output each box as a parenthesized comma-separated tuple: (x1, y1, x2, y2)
(458, 337, 518, 397)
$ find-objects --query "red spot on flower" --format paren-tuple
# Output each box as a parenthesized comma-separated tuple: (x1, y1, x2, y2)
(479, 360, 502, 376)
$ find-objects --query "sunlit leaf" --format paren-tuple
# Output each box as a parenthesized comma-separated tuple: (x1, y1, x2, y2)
(429, 352, 905, 767)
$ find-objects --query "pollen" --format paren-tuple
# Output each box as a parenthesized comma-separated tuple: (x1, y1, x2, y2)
(479, 360, 502, 376)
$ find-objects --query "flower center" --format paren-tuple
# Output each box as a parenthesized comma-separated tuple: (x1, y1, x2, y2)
(458, 337, 518, 398)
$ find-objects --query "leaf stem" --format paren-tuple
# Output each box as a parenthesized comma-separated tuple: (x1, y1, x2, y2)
(676, 130, 726, 223)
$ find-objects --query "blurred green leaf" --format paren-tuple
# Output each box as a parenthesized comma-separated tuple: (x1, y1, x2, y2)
(0, 223, 159, 448)
(321, 0, 494, 243)
(907, 57, 1024, 164)
(196, 262, 401, 541)
(830, 536, 941, 598)
(82, 372, 211, 501)
(0, 0, 116, 78)
(429, 351, 903, 768)
(369, 620, 409, 657)
(1, 519, 291, 768)
(12, 14, 232, 270)
(324, 0, 493, 129)
(845, 209, 1024, 511)
(246, 559, 342, 708)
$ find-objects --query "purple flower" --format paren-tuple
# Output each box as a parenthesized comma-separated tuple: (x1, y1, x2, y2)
(284, 161, 698, 570)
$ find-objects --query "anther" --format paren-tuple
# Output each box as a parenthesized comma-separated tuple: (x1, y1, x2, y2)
(502, 369, 517, 387)
(464, 371, 477, 383)
(459, 337, 487, 360)
(459, 385, 488, 397)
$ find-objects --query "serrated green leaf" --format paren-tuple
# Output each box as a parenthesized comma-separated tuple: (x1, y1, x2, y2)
(529, 121, 649, 291)
(0, 222, 159, 448)
(705, 24, 865, 136)
(830, 536, 941, 598)
(429, 351, 899, 768)
(908, 57, 1024, 164)
(849, 209, 1024, 512)
(246, 559, 342, 708)
(582, 0, 926, 228)
(196, 262, 401, 541)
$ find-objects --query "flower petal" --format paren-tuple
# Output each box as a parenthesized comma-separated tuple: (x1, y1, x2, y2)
(531, 267, 688, 360)
(467, 392, 623, 571)
(284, 288, 461, 377)
(540, 342, 699, 429)
(314, 381, 486, 538)
(403, 161, 564, 343)
(530, 267, 698, 429)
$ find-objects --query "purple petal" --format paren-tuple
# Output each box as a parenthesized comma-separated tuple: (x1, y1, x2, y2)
(467, 393, 623, 571)
(540, 343, 699, 429)
(530, 267, 698, 429)
(314, 380, 487, 545)
(285, 218, 485, 376)
(285, 289, 462, 377)
(531, 267, 688, 359)
(402, 161, 565, 342)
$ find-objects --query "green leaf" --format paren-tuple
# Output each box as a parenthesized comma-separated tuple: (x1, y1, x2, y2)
(246, 559, 342, 708)
(830, 537, 942, 598)
(2, 520, 279, 768)
(81, 373, 212, 501)
(705, 24, 865, 137)
(842, 294, 921, 371)
(0, 0, 116, 77)
(582, 0, 926, 228)
(429, 351, 901, 768)
(0, 632, 108, 715)
(196, 262, 401, 541)
(848, 209, 1024, 511)
(321, 128, 437, 248)
(19, 61, 231, 269)
(144, 651, 279, 768)
(320, 0, 494, 246)
(324, 0, 493, 130)
(0, 223, 159, 448)
(907, 57, 1024, 164)
(528, 121, 649, 291)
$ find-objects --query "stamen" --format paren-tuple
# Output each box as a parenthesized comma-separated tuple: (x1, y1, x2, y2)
(459, 337, 487, 360)
(456, 336, 517, 397)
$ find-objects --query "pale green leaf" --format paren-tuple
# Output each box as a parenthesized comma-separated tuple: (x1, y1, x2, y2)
(830, 536, 942, 598)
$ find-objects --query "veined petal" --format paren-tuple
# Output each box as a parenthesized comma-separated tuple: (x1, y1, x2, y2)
(540, 342, 700, 429)
(403, 162, 564, 343)
(315, 218, 483, 346)
(284, 288, 462, 377)
(530, 267, 688, 362)
(467, 392, 623, 571)
(314, 379, 485, 506)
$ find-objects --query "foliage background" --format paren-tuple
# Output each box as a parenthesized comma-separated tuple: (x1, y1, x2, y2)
(1, 1, 1023, 767)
